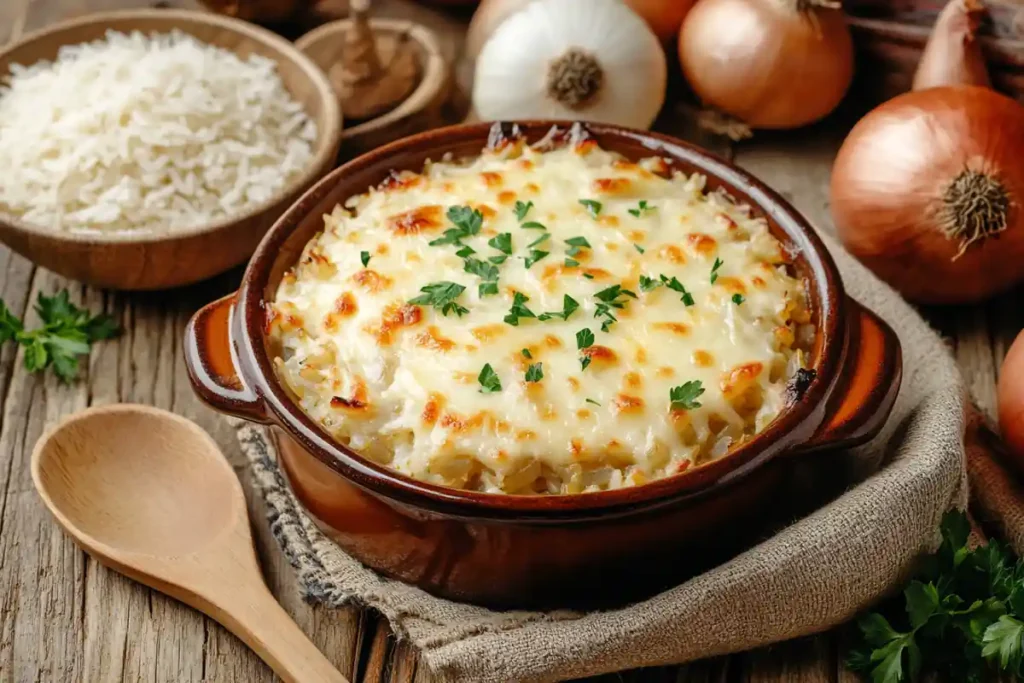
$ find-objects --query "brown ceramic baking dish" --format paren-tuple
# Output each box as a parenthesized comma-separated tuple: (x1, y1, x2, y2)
(185, 121, 902, 610)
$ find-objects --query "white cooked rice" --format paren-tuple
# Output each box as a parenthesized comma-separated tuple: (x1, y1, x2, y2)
(0, 29, 318, 234)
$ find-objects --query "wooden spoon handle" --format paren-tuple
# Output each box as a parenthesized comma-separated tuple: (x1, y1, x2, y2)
(209, 583, 350, 683)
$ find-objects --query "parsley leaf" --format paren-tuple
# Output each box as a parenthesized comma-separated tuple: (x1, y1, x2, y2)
(523, 250, 550, 269)
(576, 328, 595, 350)
(582, 273, 595, 280)
(504, 292, 537, 326)
(528, 233, 551, 248)
(360, 251, 371, 267)
(456, 245, 476, 258)
(488, 233, 512, 255)
(710, 257, 724, 284)
(592, 285, 636, 332)
(585, 398, 601, 406)
(429, 206, 484, 248)
(520, 221, 547, 230)
(578, 199, 602, 217)
(0, 290, 120, 382)
(514, 200, 533, 221)
(639, 275, 662, 292)
(732, 293, 746, 305)
(464, 257, 499, 281)
(669, 381, 705, 410)
(525, 363, 543, 383)
(521, 348, 532, 359)
(565, 236, 591, 249)
(565, 258, 580, 268)
(661, 275, 695, 306)
(627, 200, 654, 218)
(478, 363, 501, 393)
(538, 295, 580, 322)
(409, 281, 469, 317)
(634, 243, 645, 254)
(488, 254, 507, 265)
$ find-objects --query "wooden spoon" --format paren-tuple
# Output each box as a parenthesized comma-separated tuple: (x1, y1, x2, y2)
(30, 404, 349, 683)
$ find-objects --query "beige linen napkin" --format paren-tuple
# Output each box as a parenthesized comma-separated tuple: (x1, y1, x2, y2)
(237, 232, 972, 683)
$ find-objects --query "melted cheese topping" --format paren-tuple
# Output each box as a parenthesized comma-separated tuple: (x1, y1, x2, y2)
(269, 136, 810, 495)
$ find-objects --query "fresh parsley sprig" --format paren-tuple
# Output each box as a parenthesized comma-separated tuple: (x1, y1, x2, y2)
(408, 281, 469, 317)
(538, 295, 580, 322)
(576, 328, 595, 370)
(504, 292, 537, 326)
(429, 205, 483, 248)
(0, 290, 119, 382)
(478, 363, 501, 393)
(662, 275, 695, 307)
(669, 381, 704, 411)
(525, 363, 543, 383)
(847, 510, 1024, 683)
(593, 284, 637, 332)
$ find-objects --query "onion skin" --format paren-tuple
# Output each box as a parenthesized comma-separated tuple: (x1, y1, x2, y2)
(831, 86, 1024, 304)
(624, 0, 696, 42)
(913, 0, 990, 90)
(999, 331, 1024, 469)
(678, 0, 854, 129)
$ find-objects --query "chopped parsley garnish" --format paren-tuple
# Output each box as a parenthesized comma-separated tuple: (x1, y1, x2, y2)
(634, 243, 645, 254)
(585, 398, 601, 406)
(360, 251, 371, 267)
(409, 281, 469, 317)
(488, 232, 512, 255)
(488, 255, 508, 265)
(576, 327, 595, 368)
(478, 363, 501, 393)
(528, 233, 551, 248)
(504, 292, 537, 326)
(514, 200, 533, 221)
(456, 245, 476, 258)
(732, 293, 746, 305)
(578, 199, 602, 217)
(520, 221, 547, 230)
(628, 200, 655, 218)
(710, 257, 724, 284)
(463, 257, 500, 297)
(565, 236, 591, 249)
(523, 250, 550, 269)
(582, 273, 595, 280)
(593, 284, 637, 332)
(521, 348, 532, 359)
(661, 275, 695, 306)
(565, 258, 580, 268)
(464, 259, 499, 282)
(670, 381, 705, 411)
(525, 363, 543, 383)
(639, 275, 662, 292)
(538, 294, 580, 322)
(430, 205, 484, 248)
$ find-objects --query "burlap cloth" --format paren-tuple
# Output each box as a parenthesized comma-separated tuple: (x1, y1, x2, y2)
(234, 231, 1024, 683)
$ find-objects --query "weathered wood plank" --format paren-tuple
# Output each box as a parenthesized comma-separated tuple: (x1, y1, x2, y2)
(739, 636, 836, 683)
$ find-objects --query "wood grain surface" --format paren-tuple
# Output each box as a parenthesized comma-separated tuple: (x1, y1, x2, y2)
(0, 2, 1019, 682)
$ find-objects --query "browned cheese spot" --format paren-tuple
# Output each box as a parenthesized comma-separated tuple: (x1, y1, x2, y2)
(389, 205, 443, 235)
(593, 177, 632, 195)
(656, 366, 675, 378)
(598, 215, 621, 228)
(378, 170, 423, 191)
(717, 276, 747, 295)
(692, 350, 714, 367)
(657, 244, 686, 264)
(375, 303, 422, 345)
(471, 324, 506, 342)
(497, 190, 517, 205)
(687, 233, 718, 256)
(613, 393, 645, 414)
(480, 171, 503, 188)
(421, 393, 446, 427)
(352, 269, 394, 293)
(581, 345, 618, 367)
(720, 362, 764, 398)
(653, 322, 690, 336)
(415, 326, 456, 352)
(623, 371, 642, 389)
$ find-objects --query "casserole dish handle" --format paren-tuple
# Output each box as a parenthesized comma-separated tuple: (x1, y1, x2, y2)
(184, 294, 270, 424)
(797, 298, 902, 454)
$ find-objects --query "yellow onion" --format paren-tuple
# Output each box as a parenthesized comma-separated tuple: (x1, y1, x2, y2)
(830, 86, 1024, 304)
(913, 0, 990, 90)
(678, 0, 854, 129)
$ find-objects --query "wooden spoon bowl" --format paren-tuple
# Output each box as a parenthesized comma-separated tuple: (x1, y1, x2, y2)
(0, 9, 342, 291)
(31, 404, 348, 683)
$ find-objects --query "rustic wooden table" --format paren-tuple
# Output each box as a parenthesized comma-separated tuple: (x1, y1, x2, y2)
(1, 1, 1019, 681)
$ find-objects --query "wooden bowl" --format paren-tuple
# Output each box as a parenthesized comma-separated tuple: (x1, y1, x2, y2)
(295, 18, 448, 161)
(185, 120, 903, 609)
(0, 9, 342, 291)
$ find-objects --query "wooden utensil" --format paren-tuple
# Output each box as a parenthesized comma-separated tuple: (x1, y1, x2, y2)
(30, 404, 349, 683)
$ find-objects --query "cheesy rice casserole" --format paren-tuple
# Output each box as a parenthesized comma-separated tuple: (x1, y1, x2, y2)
(267, 126, 812, 495)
